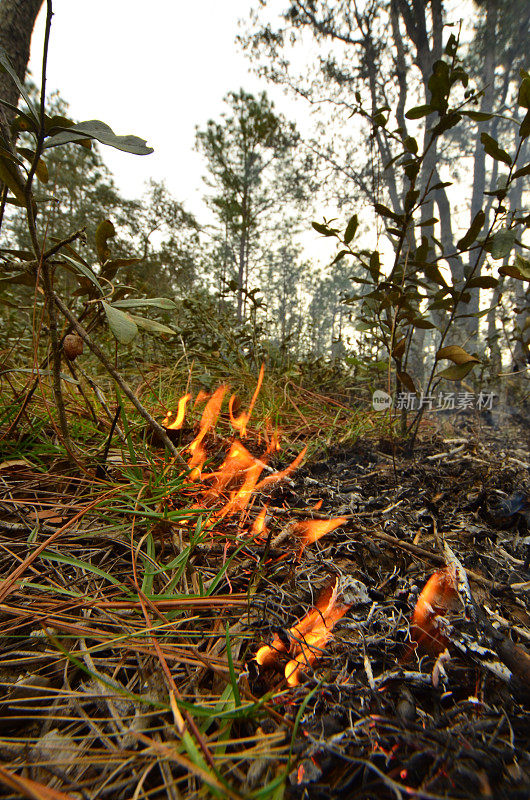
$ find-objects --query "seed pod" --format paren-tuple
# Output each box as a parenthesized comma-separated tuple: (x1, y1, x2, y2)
(63, 334, 83, 361)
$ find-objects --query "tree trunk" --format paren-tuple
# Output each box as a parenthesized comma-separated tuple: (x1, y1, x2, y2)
(465, 0, 498, 339)
(0, 0, 44, 139)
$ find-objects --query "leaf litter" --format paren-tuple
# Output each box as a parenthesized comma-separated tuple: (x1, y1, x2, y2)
(0, 374, 529, 798)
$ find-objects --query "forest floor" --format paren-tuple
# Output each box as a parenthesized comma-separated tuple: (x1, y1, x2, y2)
(0, 377, 529, 800)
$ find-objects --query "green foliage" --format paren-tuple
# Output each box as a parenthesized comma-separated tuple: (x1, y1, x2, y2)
(196, 89, 312, 322)
(313, 49, 530, 437)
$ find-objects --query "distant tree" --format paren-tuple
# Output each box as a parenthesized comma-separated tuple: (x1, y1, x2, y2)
(120, 179, 200, 296)
(196, 89, 311, 321)
(244, 0, 529, 358)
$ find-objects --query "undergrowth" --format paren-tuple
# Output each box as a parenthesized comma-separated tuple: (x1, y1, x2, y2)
(0, 359, 384, 799)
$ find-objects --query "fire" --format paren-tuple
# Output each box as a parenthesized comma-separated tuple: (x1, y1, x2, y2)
(187, 385, 228, 472)
(255, 580, 351, 686)
(250, 506, 268, 539)
(292, 516, 347, 553)
(255, 447, 307, 490)
(163, 393, 191, 430)
(229, 364, 265, 438)
(411, 568, 458, 654)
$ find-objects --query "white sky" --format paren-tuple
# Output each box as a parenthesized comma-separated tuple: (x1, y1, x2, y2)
(29, 0, 295, 217)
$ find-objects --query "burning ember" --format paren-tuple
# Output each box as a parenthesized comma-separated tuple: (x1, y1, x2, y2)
(255, 580, 351, 686)
(411, 568, 458, 655)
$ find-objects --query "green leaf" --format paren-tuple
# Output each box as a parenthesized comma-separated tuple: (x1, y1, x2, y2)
(112, 297, 177, 310)
(331, 249, 349, 265)
(436, 362, 477, 381)
(0, 45, 39, 122)
(424, 264, 447, 287)
(10, 109, 39, 135)
(513, 164, 530, 180)
(428, 60, 450, 112)
(518, 77, 530, 109)
(344, 213, 358, 244)
(312, 221, 337, 236)
(481, 132, 512, 165)
(128, 315, 176, 336)
(432, 113, 462, 136)
(392, 337, 407, 360)
(466, 275, 498, 289)
(225, 624, 241, 708)
(515, 254, 530, 279)
(95, 219, 116, 264)
(40, 550, 128, 590)
(461, 111, 494, 122)
(44, 115, 75, 135)
(457, 210, 485, 250)
(43, 119, 154, 155)
(58, 254, 104, 295)
(101, 257, 142, 276)
(101, 301, 138, 344)
(17, 147, 49, 183)
(445, 33, 458, 57)
(374, 203, 401, 222)
(369, 250, 380, 280)
(436, 345, 480, 365)
(0, 154, 26, 204)
(411, 317, 436, 329)
(403, 136, 418, 154)
(498, 264, 528, 281)
(519, 110, 530, 140)
(0, 270, 35, 287)
(405, 104, 433, 120)
(485, 228, 517, 260)
(397, 370, 416, 393)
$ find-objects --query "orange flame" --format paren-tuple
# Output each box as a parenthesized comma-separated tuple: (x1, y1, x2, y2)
(255, 447, 307, 491)
(188, 385, 228, 471)
(250, 506, 268, 539)
(411, 568, 458, 654)
(229, 364, 265, 438)
(161, 370, 309, 544)
(255, 581, 351, 686)
(292, 516, 347, 553)
(197, 441, 267, 525)
(163, 393, 191, 430)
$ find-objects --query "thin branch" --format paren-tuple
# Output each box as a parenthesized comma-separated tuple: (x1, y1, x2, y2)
(51, 290, 188, 467)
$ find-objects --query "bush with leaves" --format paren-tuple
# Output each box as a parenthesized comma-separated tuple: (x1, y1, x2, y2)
(0, 4, 186, 462)
(312, 40, 530, 440)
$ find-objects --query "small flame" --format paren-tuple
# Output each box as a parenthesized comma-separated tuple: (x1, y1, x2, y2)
(163, 393, 191, 430)
(188, 385, 228, 471)
(250, 506, 268, 539)
(160, 370, 310, 547)
(292, 516, 347, 553)
(255, 447, 307, 491)
(411, 568, 458, 654)
(255, 580, 351, 686)
(229, 364, 265, 438)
